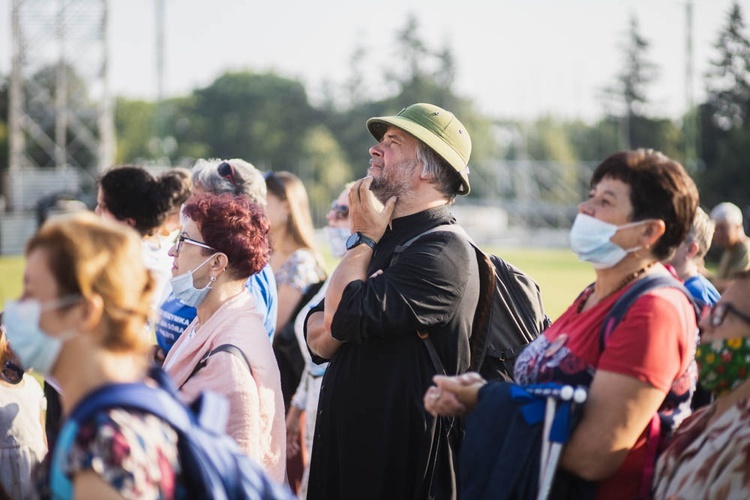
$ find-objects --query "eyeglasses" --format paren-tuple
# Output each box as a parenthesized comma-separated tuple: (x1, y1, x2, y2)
(1, 360, 23, 385)
(329, 202, 349, 220)
(174, 233, 216, 254)
(708, 302, 750, 328)
(218, 161, 238, 187)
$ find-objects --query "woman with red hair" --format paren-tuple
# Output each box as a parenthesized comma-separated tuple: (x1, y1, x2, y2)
(162, 193, 286, 483)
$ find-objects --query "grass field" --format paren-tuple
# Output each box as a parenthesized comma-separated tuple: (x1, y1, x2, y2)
(0, 247, 593, 321)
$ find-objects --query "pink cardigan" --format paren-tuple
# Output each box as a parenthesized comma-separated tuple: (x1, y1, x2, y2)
(163, 291, 286, 483)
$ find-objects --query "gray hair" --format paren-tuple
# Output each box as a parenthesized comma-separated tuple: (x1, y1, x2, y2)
(416, 141, 463, 202)
(687, 207, 716, 259)
(192, 158, 267, 206)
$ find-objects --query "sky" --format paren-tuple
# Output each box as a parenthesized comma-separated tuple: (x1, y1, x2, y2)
(1, 0, 748, 122)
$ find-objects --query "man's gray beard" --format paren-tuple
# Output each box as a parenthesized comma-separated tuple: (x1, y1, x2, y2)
(370, 176, 405, 205)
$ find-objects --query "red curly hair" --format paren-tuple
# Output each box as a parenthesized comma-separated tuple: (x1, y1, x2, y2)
(182, 193, 271, 280)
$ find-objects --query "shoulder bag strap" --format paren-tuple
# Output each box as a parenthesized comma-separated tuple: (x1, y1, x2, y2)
(182, 343, 253, 389)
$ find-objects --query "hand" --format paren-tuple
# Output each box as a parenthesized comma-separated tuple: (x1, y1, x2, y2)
(423, 372, 486, 417)
(286, 407, 303, 457)
(151, 345, 166, 366)
(348, 176, 397, 243)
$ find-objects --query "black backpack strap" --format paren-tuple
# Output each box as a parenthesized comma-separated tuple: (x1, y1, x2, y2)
(390, 224, 480, 372)
(600, 273, 701, 351)
(183, 344, 252, 389)
(418, 332, 447, 376)
(391, 223, 469, 267)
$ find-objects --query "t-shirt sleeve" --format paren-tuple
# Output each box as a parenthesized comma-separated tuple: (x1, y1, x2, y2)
(597, 287, 696, 392)
(66, 409, 180, 499)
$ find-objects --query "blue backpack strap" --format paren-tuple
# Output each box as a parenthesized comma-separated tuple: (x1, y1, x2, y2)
(68, 382, 193, 433)
(599, 273, 700, 351)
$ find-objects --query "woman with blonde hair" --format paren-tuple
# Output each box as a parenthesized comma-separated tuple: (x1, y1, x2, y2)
(264, 171, 326, 492)
(2, 212, 181, 497)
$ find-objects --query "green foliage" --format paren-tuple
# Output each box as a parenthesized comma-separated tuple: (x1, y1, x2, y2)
(185, 71, 317, 171)
(300, 125, 354, 225)
(699, 1, 750, 208)
(0, 256, 24, 305)
(700, 125, 750, 208)
(705, 1, 750, 131)
(114, 97, 156, 163)
(601, 15, 660, 150)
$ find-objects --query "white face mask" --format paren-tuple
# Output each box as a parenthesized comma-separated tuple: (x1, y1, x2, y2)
(569, 213, 650, 269)
(2, 296, 80, 375)
(325, 226, 351, 258)
(169, 254, 217, 308)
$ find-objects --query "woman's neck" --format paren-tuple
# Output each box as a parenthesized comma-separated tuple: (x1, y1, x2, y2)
(55, 344, 147, 414)
(195, 279, 246, 326)
(594, 257, 659, 296)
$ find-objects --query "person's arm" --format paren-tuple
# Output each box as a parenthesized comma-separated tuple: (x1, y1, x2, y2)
(75, 471, 126, 500)
(323, 177, 395, 334)
(275, 283, 302, 332)
(559, 370, 667, 481)
(306, 310, 341, 360)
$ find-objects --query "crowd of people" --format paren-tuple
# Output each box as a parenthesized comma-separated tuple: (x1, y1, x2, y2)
(0, 101, 749, 499)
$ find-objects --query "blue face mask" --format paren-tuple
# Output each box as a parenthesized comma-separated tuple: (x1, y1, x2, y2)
(569, 213, 649, 269)
(2, 296, 80, 375)
(169, 254, 217, 308)
(325, 226, 351, 258)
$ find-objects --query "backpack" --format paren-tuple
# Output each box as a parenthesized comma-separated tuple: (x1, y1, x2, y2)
(597, 273, 701, 500)
(393, 224, 551, 381)
(50, 367, 293, 500)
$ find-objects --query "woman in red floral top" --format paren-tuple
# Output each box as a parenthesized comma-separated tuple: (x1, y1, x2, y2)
(424, 149, 700, 500)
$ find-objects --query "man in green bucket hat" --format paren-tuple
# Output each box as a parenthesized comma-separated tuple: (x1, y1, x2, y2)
(306, 103, 480, 499)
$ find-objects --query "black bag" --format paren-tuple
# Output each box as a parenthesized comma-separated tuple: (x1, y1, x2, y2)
(393, 224, 550, 381)
(272, 280, 326, 411)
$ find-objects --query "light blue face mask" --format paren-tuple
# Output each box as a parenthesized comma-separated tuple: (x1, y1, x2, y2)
(569, 213, 650, 269)
(3, 296, 81, 375)
(325, 226, 351, 258)
(169, 254, 217, 308)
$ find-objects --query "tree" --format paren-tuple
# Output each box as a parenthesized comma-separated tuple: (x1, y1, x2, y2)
(699, 1, 750, 207)
(602, 15, 659, 150)
(114, 97, 156, 164)
(170, 71, 319, 173)
(704, 1, 750, 131)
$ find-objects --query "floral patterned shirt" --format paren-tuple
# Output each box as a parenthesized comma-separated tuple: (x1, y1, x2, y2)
(35, 408, 180, 499)
(275, 249, 325, 293)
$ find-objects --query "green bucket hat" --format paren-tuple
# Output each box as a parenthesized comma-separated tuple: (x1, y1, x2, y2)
(366, 103, 472, 195)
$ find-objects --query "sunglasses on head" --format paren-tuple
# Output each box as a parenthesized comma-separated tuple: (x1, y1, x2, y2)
(218, 161, 238, 187)
(1, 360, 23, 385)
(329, 202, 349, 220)
(708, 301, 750, 328)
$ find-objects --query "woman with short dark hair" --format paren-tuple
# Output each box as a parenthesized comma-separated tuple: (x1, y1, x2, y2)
(425, 149, 700, 499)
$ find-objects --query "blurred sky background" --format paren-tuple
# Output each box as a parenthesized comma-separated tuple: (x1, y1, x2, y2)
(1, 0, 747, 121)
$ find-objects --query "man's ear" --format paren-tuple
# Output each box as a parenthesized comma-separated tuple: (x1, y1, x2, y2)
(685, 241, 701, 260)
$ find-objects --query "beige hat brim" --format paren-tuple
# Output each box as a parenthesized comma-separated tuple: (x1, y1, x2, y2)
(367, 116, 471, 195)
